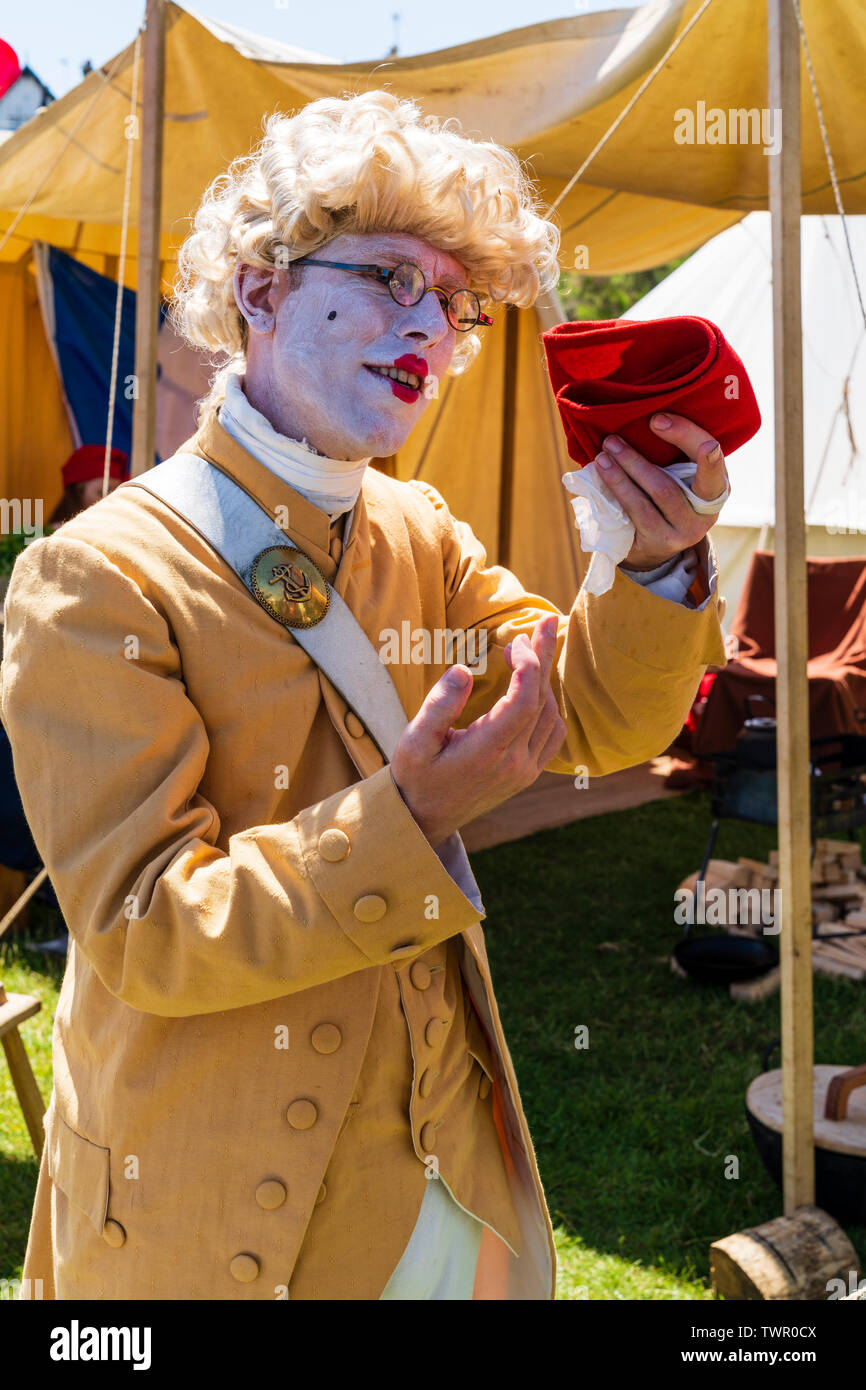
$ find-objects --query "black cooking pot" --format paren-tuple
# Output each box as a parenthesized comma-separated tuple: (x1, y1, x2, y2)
(735, 694, 778, 770)
(746, 1043, 866, 1224)
(674, 826, 779, 984)
(674, 931, 779, 985)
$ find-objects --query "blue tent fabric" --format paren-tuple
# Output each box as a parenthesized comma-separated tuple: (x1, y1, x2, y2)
(0, 721, 40, 873)
(0, 719, 60, 914)
(46, 247, 163, 465)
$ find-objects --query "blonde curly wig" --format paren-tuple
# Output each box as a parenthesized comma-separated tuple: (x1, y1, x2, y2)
(171, 89, 561, 422)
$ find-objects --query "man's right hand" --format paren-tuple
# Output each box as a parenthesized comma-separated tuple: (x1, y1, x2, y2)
(390, 615, 566, 849)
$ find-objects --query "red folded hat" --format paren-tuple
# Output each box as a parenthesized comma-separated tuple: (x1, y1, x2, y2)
(541, 315, 761, 468)
(62, 445, 129, 487)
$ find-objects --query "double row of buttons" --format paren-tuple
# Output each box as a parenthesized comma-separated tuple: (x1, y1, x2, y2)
(229, 1022, 342, 1284)
(406, 957, 446, 1154)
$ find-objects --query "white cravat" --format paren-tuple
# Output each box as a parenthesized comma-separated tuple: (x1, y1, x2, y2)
(218, 372, 371, 520)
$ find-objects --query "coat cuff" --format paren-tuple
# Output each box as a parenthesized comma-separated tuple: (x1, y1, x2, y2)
(618, 538, 717, 611)
(589, 534, 725, 671)
(294, 763, 484, 965)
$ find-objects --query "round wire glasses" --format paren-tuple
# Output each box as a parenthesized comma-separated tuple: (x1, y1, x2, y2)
(290, 257, 494, 333)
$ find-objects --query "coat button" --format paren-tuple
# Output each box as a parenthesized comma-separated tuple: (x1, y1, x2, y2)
(286, 1099, 318, 1130)
(410, 961, 432, 990)
(311, 1023, 342, 1054)
(230, 1253, 260, 1283)
(478, 1073, 492, 1100)
(354, 894, 386, 922)
(315, 1182, 327, 1205)
(420, 1121, 438, 1153)
(318, 828, 350, 862)
(102, 1219, 126, 1248)
(425, 1017, 446, 1048)
(255, 1179, 287, 1210)
(418, 1068, 436, 1098)
(344, 711, 365, 738)
(390, 942, 419, 960)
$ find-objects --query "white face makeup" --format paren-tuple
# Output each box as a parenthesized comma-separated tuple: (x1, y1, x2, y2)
(235, 231, 471, 461)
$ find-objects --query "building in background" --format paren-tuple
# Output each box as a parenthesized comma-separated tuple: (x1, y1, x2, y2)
(0, 37, 53, 143)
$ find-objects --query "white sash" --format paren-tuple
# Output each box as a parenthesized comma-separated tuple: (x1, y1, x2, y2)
(126, 454, 483, 913)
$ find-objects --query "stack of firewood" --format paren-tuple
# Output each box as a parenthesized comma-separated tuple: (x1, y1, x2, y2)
(806, 839, 866, 979)
(677, 838, 866, 985)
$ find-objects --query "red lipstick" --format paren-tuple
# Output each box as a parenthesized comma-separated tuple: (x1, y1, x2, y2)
(391, 354, 428, 403)
(366, 353, 429, 404)
(395, 354, 428, 377)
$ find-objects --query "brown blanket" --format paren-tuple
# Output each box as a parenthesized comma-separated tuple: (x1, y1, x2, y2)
(696, 551, 866, 756)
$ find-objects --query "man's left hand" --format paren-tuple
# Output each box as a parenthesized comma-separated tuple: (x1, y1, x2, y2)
(595, 411, 730, 571)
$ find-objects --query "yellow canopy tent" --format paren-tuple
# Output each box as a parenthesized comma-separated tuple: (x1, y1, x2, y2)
(4, 0, 863, 607)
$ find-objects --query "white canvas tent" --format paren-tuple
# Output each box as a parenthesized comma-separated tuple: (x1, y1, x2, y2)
(628, 212, 866, 624)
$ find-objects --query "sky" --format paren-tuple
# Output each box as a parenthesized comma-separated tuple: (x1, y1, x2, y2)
(4, 0, 642, 100)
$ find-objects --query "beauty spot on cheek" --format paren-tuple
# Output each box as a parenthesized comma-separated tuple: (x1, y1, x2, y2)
(326, 310, 337, 321)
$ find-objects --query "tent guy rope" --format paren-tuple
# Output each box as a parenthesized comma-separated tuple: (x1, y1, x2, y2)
(793, 0, 866, 331)
(543, 0, 718, 218)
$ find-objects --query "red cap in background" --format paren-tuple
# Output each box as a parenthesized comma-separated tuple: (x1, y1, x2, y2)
(62, 445, 130, 487)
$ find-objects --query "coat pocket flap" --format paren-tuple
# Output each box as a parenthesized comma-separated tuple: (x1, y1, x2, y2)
(45, 1105, 110, 1235)
(465, 1002, 496, 1082)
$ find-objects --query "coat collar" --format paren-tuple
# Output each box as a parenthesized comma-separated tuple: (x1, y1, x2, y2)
(177, 410, 364, 584)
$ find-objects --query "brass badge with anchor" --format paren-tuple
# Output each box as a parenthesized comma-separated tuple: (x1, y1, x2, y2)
(250, 546, 330, 629)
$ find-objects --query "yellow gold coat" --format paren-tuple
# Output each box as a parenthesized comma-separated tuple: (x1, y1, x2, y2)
(1, 414, 725, 1299)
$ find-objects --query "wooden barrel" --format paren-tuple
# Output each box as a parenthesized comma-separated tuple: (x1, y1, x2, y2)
(746, 1064, 866, 1224)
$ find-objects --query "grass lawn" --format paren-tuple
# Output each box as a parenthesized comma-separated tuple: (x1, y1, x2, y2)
(472, 787, 866, 1299)
(0, 920, 64, 1285)
(2, 786, 864, 1297)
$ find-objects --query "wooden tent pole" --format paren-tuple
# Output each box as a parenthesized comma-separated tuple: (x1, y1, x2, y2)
(498, 304, 519, 568)
(130, 0, 166, 477)
(768, 0, 814, 1212)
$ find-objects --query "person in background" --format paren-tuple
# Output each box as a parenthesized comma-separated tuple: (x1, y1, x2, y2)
(48, 445, 129, 526)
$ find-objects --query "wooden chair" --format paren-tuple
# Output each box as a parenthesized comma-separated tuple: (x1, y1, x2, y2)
(0, 981, 45, 1158)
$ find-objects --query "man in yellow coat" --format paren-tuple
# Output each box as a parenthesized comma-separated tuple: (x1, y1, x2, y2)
(2, 91, 729, 1300)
